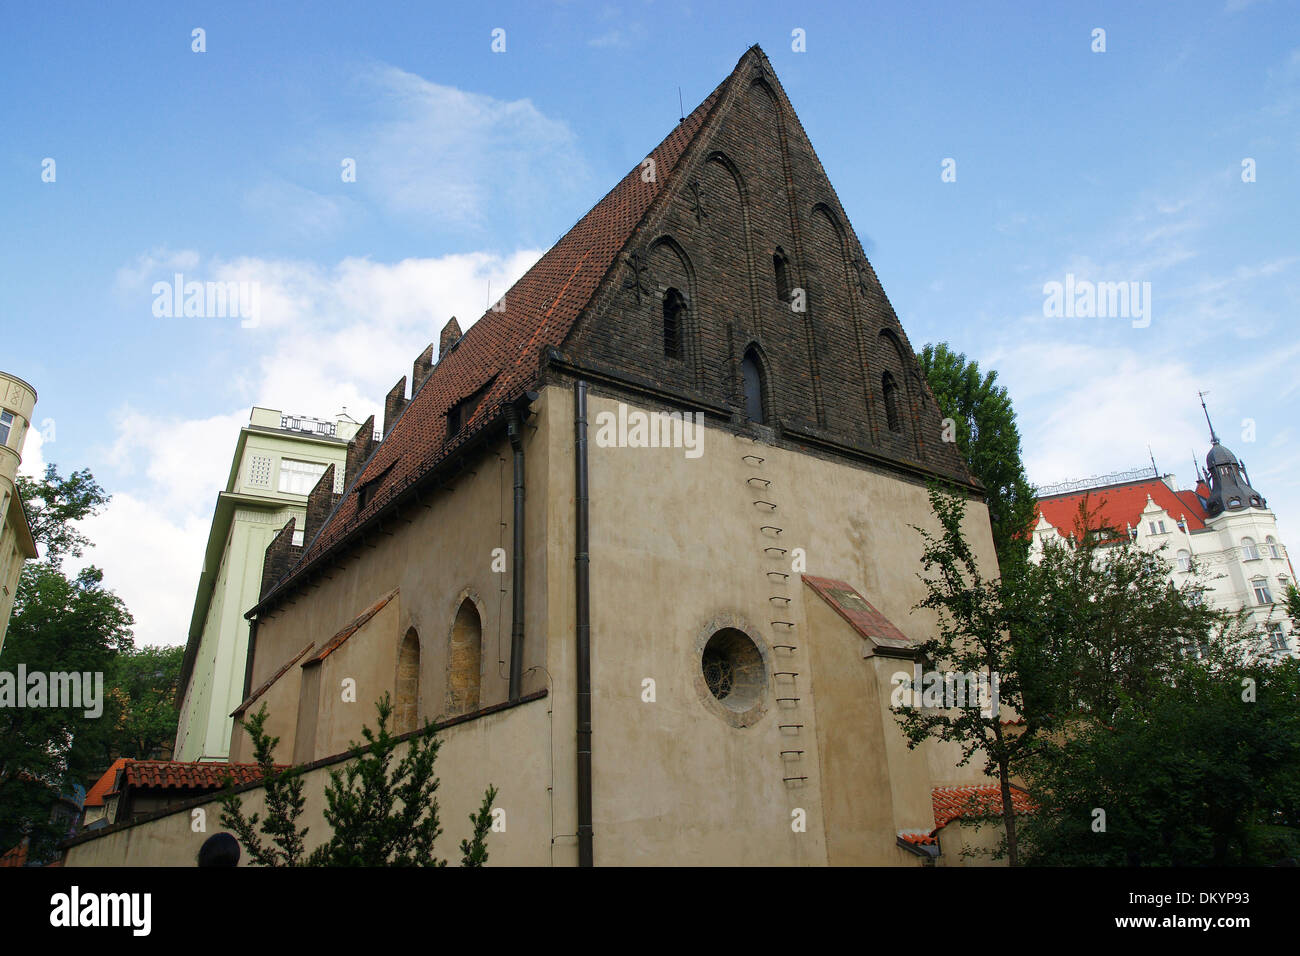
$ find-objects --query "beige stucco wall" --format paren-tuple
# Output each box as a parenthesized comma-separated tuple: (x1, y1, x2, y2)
(65, 695, 551, 866)
(88, 381, 1003, 866)
(0, 371, 37, 652)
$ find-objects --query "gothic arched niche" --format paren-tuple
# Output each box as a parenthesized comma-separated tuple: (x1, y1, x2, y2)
(807, 204, 870, 441)
(448, 598, 482, 715)
(395, 628, 420, 734)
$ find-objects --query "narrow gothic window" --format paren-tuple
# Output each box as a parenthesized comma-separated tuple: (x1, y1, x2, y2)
(742, 348, 767, 424)
(882, 371, 901, 432)
(449, 598, 482, 714)
(395, 629, 420, 734)
(663, 288, 685, 360)
(773, 249, 791, 303)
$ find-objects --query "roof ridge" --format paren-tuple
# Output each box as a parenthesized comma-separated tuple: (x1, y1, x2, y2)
(257, 49, 760, 608)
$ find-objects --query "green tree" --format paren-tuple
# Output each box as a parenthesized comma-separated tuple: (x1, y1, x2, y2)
(1019, 656, 1300, 865)
(101, 644, 185, 762)
(0, 465, 131, 861)
(220, 695, 498, 867)
(919, 343, 1037, 574)
(17, 464, 110, 565)
(217, 705, 307, 866)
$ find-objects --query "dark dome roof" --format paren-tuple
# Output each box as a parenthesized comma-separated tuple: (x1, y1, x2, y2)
(1206, 441, 1238, 469)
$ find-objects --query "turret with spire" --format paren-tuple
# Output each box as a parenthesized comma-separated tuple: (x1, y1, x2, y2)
(1198, 392, 1266, 517)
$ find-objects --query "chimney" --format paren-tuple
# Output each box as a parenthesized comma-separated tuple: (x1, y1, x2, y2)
(260, 517, 303, 600)
(383, 377, 408, 437)
(304, 464, 339, 543)
(412, 344, 434, 392)
(344, 414, 377, 490)
(439, 316, 462, 357)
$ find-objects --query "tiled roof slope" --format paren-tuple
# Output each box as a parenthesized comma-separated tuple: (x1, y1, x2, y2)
(121, 760, 271, 791)
(931, 784, 1035, 830)
(261, 51, 740, 605)
(1037, 477, 1209, 541)
(84, 757, 130, 808)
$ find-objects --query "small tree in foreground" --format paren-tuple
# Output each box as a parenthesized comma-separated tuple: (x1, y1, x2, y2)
(220, 694, 497, 867)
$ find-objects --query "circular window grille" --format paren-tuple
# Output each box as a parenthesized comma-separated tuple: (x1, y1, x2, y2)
(700, 628, 765, 713)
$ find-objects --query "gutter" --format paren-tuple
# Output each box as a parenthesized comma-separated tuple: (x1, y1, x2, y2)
(507, 400, 529, 701)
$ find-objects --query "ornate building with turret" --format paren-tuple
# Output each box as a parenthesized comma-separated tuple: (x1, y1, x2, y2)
(1031, 404, 1296, 660)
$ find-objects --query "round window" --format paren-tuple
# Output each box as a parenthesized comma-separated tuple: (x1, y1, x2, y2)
(700, 628, 765, 714)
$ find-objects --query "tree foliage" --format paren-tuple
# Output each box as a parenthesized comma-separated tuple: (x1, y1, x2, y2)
(220, 695, 498, 867)
(919, 343, 1037, 573)
(16, 464, 110, 564)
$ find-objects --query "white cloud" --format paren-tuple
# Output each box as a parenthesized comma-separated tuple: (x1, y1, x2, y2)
(93, 245, 543, 647)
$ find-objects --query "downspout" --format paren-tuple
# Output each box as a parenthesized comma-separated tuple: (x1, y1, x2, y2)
(241, 617, 259, 701)
(507, 403, 527, 702)
(575, 380, 594, 866)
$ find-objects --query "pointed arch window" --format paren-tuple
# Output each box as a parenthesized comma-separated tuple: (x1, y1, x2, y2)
(741, 348, 768, 425)
(773, 248, 791, 303)
(395, 628, 420, 734)
(663, 288, 686, 360)
(882, 371, 901, 433)
(448, 598, 482, 715)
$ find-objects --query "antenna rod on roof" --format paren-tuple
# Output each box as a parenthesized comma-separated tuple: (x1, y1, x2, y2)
(1148, 445, 1159, 478)
(1198, 390, 1218, 444)
(678, 86, 684, 124)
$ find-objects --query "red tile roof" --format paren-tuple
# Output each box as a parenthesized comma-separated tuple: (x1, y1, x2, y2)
(931, 784, 1035, 831)
(1036, 478, 1208, 541)
(120, 760, 272, 791)
(258, 50, 745, 607)
(802, 575, 916, 650)
(83, 757, 130, 808)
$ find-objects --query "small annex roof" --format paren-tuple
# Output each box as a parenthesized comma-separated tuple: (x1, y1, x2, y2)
(801, 574, 917, 654)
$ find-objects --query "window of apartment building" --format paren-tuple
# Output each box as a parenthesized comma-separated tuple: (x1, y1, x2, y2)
(1252, 578, 1272, 605)
(1177, 550, 1191, 572)
(1158, 520, 1167, 533)
(1267, 536, 1281, 559)
(278, 458, 328, 495)
(1267, 623, 1289, 653)
(1241, 537, 1260, 561)
(0, 409, 13, 447)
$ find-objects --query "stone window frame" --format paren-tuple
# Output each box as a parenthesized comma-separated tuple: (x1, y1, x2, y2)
(691, 613, 772, 729)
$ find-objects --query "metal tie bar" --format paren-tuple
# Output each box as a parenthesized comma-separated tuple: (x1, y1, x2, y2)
(742, 455, 765, 464)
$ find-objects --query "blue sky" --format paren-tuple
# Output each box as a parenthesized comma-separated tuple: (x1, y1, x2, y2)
(3, 0, 1297, 644)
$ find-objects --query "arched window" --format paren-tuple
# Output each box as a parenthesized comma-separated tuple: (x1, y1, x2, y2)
(1242, 537, 1259, 561)
(395, 628, 420, 734)
(741, 348, 768, 425)
(448, 598, 482, 715)
(882, 371, 901, 433)
(1267, 536, 1281, 559)
(1176, 550, 1191, 572)
(773, 248, 791, 303)
(663, 288, 686, 360)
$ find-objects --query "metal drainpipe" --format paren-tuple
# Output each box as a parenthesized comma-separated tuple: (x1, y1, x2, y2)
(507, 404, 527, 702)
(575, 380, 594, 866)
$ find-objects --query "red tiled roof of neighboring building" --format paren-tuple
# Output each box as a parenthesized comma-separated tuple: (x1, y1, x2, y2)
(258, 51, 740, 607)
(307, 588, 398, 664)
(120, 760, 272, 791)
(898, 829, 936, 846)
(1036, 477, 1209, 541)
(802, 575, 916, 650)
(931, 784, 1035, 831)
(84, 757, 130, 808)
